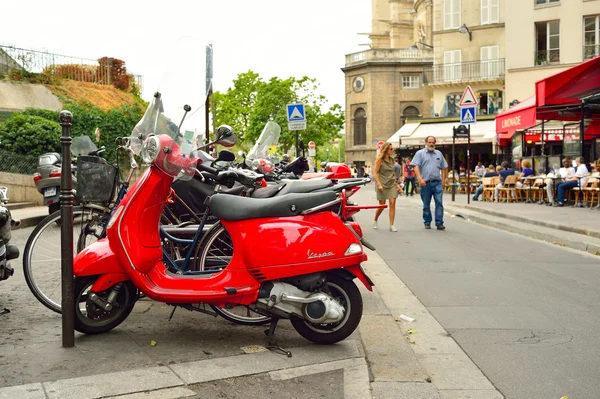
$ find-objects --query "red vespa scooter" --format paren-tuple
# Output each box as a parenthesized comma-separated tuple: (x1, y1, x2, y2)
(72, 38, 382, 345)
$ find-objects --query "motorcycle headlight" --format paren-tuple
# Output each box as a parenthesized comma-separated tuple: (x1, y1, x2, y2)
(141, 136, 160, 164)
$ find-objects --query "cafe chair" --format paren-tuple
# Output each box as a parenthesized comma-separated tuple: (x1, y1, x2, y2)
(498, 175, 519, 203)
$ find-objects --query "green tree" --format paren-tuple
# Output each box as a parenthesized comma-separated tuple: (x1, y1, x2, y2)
(213, 70, 264, 138)
(214, 72, 344, 153)
(316, 137, 345, 164)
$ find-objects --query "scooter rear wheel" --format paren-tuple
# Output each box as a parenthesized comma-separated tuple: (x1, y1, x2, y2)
(74, 276, 137, 334)
(290, 273, 363, 345)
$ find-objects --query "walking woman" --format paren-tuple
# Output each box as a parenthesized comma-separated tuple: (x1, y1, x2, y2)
(373, 142, 400, 232)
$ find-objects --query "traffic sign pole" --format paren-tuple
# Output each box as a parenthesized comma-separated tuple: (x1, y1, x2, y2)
(467, 125, 471, 205)
(452, 128, 456, 202)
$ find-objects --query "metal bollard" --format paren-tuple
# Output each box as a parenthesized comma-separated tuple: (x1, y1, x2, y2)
(59, 110, 75, 348)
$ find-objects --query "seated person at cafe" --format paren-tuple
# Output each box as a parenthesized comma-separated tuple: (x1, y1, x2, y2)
(545, 157, 574, 206)
(555, 156, 590, 207)
(472, 165, 500, 201)
(475, 162, 485, 178)
(516, 160, 534, 189)
(494, 161, 515, 202)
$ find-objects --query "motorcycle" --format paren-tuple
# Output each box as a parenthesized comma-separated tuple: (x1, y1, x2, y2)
(170, 121, 369, 221)
(33, 136, 105, 214)
(72, 37, 380, 345)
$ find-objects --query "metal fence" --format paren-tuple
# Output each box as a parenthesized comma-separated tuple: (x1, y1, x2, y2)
(0, 44, 142, 88)
(0, 150, 38, 175)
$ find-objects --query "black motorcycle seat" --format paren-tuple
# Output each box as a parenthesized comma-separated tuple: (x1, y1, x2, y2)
(209, 191, 337, 221)
(250, 184, 284, 199)
(277, 179, 333, 196)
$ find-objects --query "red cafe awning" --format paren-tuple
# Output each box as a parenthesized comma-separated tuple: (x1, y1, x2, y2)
(495, 96, 537, 139)
(536, 56, 600, 107)
(585, 119, 600, 140)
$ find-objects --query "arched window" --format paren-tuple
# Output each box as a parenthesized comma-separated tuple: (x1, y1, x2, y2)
(403, 106, 420, 119)
(353, 108, 366, 145)
(401, 106, 420, 127)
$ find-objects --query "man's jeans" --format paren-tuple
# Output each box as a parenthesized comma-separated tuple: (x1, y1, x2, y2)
(557, 180, 578, 203)
(472, 185, 484, 200)
(420, 180, 444, 226)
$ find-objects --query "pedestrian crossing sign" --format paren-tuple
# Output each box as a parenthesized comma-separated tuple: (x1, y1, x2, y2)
(460, 106, 476, 125)
(287, 103, 305, 122)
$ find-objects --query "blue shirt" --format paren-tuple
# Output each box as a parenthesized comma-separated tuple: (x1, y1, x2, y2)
(411, 148, 448, 182)
(499, 168, 515, 183)
(521, 167, 533, 182)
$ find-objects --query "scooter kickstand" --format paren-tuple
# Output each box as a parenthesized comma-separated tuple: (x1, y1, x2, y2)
(264, 319, 292, 358)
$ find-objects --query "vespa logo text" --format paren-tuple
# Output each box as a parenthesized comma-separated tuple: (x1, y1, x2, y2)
(307, 249, 335, 259)
(501, 115, 521, 128)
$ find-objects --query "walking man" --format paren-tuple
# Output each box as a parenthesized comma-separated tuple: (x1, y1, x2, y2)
(411, 136, 448, 230)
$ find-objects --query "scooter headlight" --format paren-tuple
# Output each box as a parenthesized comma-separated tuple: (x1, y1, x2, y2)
(141, 136, 160, 164)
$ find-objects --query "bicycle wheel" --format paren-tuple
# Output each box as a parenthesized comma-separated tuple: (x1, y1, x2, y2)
(23, 205, 109, 313)
(195, 222, 272, 326)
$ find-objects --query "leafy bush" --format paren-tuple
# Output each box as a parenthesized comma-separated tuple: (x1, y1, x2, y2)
(0, 101, 145, 162)
(0, 114, 62, 157)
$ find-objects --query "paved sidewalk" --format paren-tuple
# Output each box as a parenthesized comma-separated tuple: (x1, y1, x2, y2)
(444, 193, 600, 238)
(7, 205, 47, 229)
(397, 192, 600, 256)
(0, 224, 501, 399)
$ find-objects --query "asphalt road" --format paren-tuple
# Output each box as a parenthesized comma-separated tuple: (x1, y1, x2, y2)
(353, 187, 600, 399)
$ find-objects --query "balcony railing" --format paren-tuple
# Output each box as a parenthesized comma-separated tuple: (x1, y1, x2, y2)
(583, 44, 600, 61)
(345, 48, 433, 67)
(534, 49, 560, 66)
(427, 59, 505, 85)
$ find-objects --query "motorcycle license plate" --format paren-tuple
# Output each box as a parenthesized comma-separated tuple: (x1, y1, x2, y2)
(44, 187, 57, 198)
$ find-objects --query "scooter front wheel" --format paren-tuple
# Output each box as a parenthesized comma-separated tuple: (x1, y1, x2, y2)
(290, 273, 363, 345)
(74, 276, 137, 334)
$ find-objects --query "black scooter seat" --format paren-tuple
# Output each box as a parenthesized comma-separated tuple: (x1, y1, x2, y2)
(209, 191, 337, 221)
(277, 179, 333, 195)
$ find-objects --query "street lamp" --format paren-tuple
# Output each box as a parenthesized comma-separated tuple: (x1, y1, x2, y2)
(459, 24, 472, 41)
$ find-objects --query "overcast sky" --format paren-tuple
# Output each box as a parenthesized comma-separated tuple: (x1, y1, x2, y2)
(1, 1, 372, 111)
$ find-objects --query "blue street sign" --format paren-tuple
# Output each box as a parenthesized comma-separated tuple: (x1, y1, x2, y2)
(460, 106, 477, 125)
(287, 103, 305, 122)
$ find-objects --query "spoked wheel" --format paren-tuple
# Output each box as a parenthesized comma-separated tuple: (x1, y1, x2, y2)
(196, 223, 272, 326)
(74, 276, 137, 334)
(209, 304, 272, 326)
(290, 274, 363, 345)
(23, 205, 108, 313)
(194, 222, 233, 271)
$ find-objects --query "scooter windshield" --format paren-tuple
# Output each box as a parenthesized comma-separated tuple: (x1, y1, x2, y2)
(245, 121, 281, 170)
(71, 136, 98, 157)
(130, 37, 211, 181)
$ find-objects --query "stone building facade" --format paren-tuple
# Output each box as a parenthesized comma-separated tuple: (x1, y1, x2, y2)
(343, 0, 433, 173)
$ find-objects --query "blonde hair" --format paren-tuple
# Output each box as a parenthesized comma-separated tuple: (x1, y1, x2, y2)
(375, 142, 393, 165)
(522, 160, 531, 168)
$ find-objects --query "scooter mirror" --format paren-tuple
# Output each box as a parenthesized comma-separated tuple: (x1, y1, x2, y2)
(237, 150, 244, 157)
(215, 125, 237, 148)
